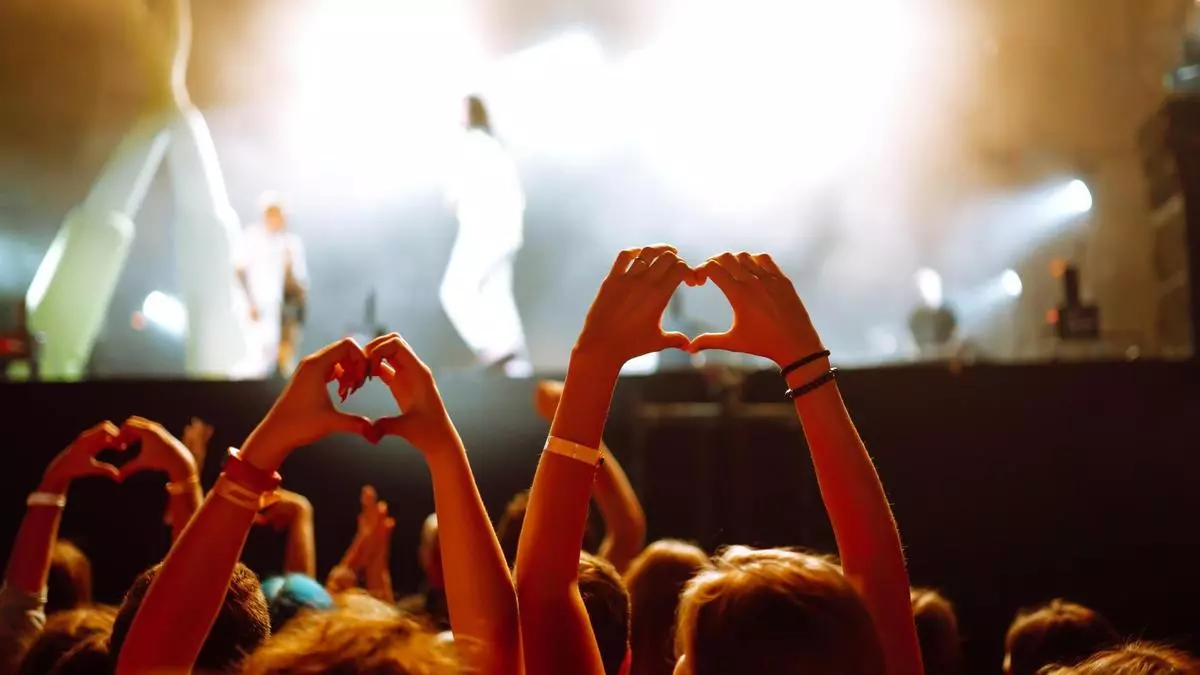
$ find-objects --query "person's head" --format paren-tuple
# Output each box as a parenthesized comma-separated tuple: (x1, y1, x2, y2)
(240, 604, 460, 675)
(579, 552, 631, 675)
(496, 491, 529, 567)
(45, 634, 112, 675)
(418, 513, 444, 590)
(1043, 643, 1199, 675)
(260, 193, 286, 233)
(464, 95, 492, 133)
(1004, 599, 1120, 675)
(674, 546, 885, 675)
(19, 605, 116, 675)
(260, 574, 334, 633)
(911, 588, 963, 675)
(110, 562, 270, 672)
(47, 541, 92, 614)
(624, 540, 710, 675)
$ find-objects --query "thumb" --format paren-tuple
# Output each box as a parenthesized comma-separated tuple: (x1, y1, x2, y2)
(688, 331, 738, 354)
(658, 331, 692, 352)
(372, 415, 413, 442)
(322, 412, 377, 443)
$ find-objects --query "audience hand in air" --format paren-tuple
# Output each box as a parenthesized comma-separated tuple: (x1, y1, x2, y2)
(117, 416, 198, 484)
(39, 422, 126, 493)
(255, 488, 312, 531)
(241, 339, 377, 472)
(533, 380, 564, 421)
(574, 244, 699, 372)
(367, 333, 458, 453)
(180, 417, 213, 471)
(690, 252, 824, 368)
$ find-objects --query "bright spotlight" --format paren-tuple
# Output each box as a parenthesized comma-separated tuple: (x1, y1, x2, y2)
(141, 291, 187, 338)
(1000, 269, 1023, 298)
(1062, 179, 1093, 215)
(915, 267, 944, 308)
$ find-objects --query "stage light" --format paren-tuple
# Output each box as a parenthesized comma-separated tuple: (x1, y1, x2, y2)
(915, 267, 944, 308)
(1000, 269, 1023, 298)
(141, 291, 187, 338)
(1062, 179, 1093, 215)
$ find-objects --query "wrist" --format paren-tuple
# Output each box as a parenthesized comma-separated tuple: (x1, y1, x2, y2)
(784, 356, 833, 390)
(568, 343, 625, 379)
(38, 475, 70, 495)
(239, 429, 286, 473)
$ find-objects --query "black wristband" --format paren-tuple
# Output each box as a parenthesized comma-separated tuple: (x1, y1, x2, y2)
(785, 367, 839, 401)
(779, 349, 832, 381)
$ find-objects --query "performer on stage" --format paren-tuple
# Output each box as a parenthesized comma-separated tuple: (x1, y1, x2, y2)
(440, 95, 532, 377)
(236, 195, 309, 378)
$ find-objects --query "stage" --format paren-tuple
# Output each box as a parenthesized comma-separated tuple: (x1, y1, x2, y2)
(3, 360, 1199, 673)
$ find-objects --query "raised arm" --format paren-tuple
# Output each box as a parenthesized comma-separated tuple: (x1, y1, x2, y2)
(516, 246, 693, 675)
(115, 340, 375, 673)
(118, 416, 202, 543)
(2, 423, 122, 673)
(371, 333, 520, 675)
(691, 252, 923, 675)
(535, 381, 646, 573)
(256, 489, 317, 578)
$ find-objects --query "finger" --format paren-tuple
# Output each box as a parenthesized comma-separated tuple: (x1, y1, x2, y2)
(688, 331, 738, 354)
(78, 421, 121, 452)
(709, 252, 752, 282)
(85, 460, 120, 481)
(643, 250, 682, 280)
(627, 244, 678, 274)
(303, 338, 368, 380)
(737, 252, 770, 279)
(698, 259, 740, 295)
(361, 485, 377, 510)
(658, 331, 692, 352)
(754, 253, 787, 279)
(367, 335, 423, 375)
(608, 248, 641, 276)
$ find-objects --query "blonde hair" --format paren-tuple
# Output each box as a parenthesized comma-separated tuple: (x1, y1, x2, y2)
(674, 546, 884, 675)
(625, 540, 710, 675)
(240, 606, 461, 675)
(1040, 642, 1199, 675)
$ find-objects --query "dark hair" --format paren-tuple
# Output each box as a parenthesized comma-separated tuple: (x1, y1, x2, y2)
(240, 604, 460, 674)
(624, 540, 709, 675)
(496, 491, 529, 567)
(109, 562, 270, 671)
(1005, 599, 1120, 675)
(912, 588, 963, 675)
(47, 541, 92, 614)
(676, 546, 885, 675)
(465, 95, 492, 134)
(1043, 643, 1199, 675)
(19, 606, 115, 675)
(579, 552, 630, 675)
(46, 634, 112, 675)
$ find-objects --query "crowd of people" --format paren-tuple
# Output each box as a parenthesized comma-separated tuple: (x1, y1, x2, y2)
(3, 247, 1195, 674)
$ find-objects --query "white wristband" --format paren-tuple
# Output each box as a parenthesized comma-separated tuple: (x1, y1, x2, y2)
(27, 492, 66, 509)
(544, 436, 603, 466)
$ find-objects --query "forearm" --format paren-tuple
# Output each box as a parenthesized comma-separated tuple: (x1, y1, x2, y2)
(116, 475, 257, 673)
(593, 441, 646, 573)
(283, 509, 317, 578)
(3, 506, 64, 597)
(426, 436, 521, 674)
(515, 354, 618, 675)
(791, 367, 921, 675)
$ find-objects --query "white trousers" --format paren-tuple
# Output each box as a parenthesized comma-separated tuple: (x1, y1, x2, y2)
(439, 213, 527, 365)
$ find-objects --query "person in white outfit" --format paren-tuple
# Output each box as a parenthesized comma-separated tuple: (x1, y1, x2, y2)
(440, 95, 531, 376)
(24, 0, 249, 379)
(236, 196, 309, 378)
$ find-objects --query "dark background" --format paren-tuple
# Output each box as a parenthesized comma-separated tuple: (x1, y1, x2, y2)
(2, 361, 1199, 674)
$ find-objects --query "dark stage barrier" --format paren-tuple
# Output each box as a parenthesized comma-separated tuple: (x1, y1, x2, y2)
(3, 361, 1199, 673)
